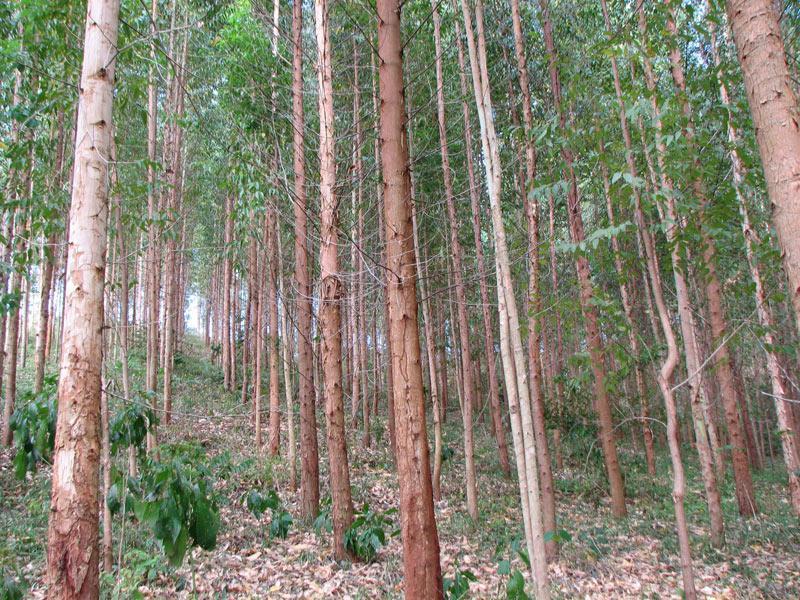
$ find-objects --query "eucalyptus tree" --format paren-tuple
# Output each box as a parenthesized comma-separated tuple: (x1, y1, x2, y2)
(726, 0, 800, 516)
(315, 0, 354, 560)
(378, 0, 443, 592)
(46, 0, 120, 596)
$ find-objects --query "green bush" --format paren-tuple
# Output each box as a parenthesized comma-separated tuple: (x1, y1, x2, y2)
(246, 488, 293, 540)
(443, 567, 477, 599)
(112, 444, 220, 566)
(344, 504, 397, 562)
(9, 376, 57, 479)
(109, 397, 157, 456)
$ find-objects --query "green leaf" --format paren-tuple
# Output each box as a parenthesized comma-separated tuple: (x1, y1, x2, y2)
(506, 570, 529, 600)
(190, 498, 219, 550)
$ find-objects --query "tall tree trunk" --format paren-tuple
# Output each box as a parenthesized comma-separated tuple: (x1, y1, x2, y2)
(725, 0, 800, 515)
(100, 382, 113, 573)
(412, 204, 443, 501)
(46, 0, 119, 594)
(349, 42, 362, 434)
(378, 0, 443, 593)
(267, 209, 281, 456)
(548, 187, 565, 471)
(430, 0, 477, 520)
(145, 0, 160, 453)
(598, 1, 695, 590)
(33, 112, 66, 394)
(637, 3, 725, 546)
(222, 195, 233, 392)
(664, 1, 756, 517)
(281, 268, 297, 489)
(510, 0, 559, 555)
(162, 21, 190, 426)
(370, 48, 396, 458)
(598, 0, 657, 477)
(315, 0, 354, 559)
(721, 0, 800, 513)
(538, 0, 627, 518)
(457, 0, 550, 594)
(292, 0, 320, 520)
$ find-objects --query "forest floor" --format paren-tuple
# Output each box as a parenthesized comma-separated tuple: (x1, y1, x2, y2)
(2, 337, 799, 599)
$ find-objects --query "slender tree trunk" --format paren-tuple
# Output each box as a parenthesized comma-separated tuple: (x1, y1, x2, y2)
(315, 0, 354, 559)
(145, 0, 160, 453)
(413, 207, 443, 501)
(662, 1, 756, 517)
(726, 0, 800, 515)
(222, 195, 233, 392)
(598, 1, 658, 477)
(268, 209, 281, 456)
(162, 22, 190, 426)
(458, 1, 550, 594)
(637, 3, 725, 545)
(378, 0, 443, 592)
(46, 1, 119, 594)
(100, 383, 113, 573)
(291, 0, 319, 519)
(280, 268, 297, 489)
(452, 24, 509, 475)
(548, 189, 565, 471)
(34, 112, 66, 394)
(254, 241, 265, 450)
(242, 234, 257, 405)
(430, 0, 477, 520)
(2, 223, 28, 445)
(538, 0, 627, 518)
(510, 0, 559, 554)
(596, 1, 695, 589)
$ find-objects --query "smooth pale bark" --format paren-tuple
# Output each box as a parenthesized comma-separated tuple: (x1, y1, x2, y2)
(292, 0, 320, 519)
(242, 235, 257, 406)
(509, 0, 558, 556)
(637, 4, 725, 546)
(726, 0, 800, 515)
(452, 17, 509, 476)
(538, 0, 627, 519)
(315, 0, 354, 560)
(457, 1, 550, 595)
(46, 0, 119, 595)
(430, 0, 477, 520)
(378, 0, 442, 593)
(0, 64, 24, 433)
